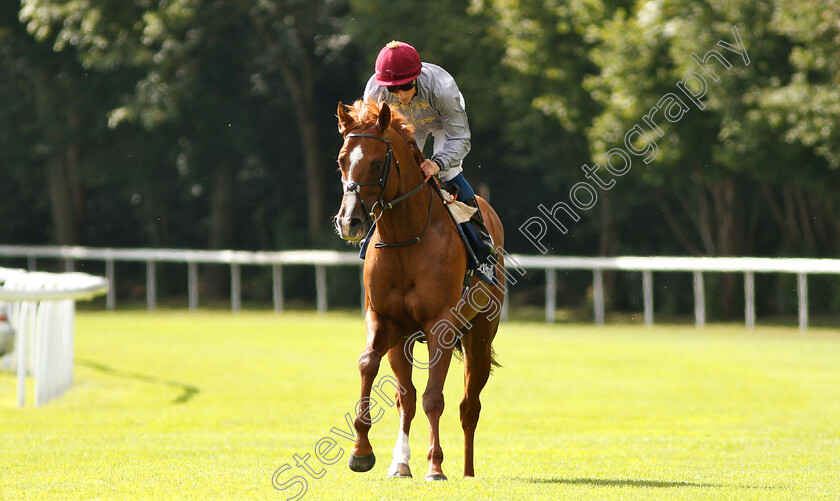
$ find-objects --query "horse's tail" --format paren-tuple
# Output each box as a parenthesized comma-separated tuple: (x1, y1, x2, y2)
(453, 339, 464, 363)
(490, 346, 502, 371)
(452, 338, 502, 373)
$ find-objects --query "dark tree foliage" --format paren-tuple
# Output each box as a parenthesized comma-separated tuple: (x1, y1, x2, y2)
(2, 0, 838, 316)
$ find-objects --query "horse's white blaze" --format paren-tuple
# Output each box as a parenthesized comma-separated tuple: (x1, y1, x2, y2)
(348, 144, 364, 175)
(341, 192, 358, 220)
(389, 430, 411, 471)
(338, 144, 366, 235)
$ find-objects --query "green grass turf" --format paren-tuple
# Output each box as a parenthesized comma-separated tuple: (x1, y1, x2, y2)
(1, 311, 838, 500)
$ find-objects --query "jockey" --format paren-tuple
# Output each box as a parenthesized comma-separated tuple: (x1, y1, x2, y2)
(363, 40, 496, 257)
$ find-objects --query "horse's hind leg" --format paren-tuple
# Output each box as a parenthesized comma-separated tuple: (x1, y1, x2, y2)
(460, 314, 498, 477)
(386, 337, 417, 478)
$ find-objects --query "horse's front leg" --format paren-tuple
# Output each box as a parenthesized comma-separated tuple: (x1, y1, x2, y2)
(386, 337, 417, 478)
(349, 309, 399, 473)
(421, 323, 455, 481)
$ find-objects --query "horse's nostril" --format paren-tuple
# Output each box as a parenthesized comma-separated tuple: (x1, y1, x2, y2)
(349, 218, 362, 230)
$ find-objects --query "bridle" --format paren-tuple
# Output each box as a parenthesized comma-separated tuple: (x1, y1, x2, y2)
(343, 131, 433, 248)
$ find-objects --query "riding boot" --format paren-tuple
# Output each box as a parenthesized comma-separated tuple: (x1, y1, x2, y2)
(463, 196, 497, 257)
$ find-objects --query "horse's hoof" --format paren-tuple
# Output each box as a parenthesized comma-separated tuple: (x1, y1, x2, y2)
(348, 452, 376, 472)
(387, 462, 412, 478)
(425, 474, 448, 481)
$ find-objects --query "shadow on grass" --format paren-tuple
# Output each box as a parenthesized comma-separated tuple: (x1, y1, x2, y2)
(75, 358, 199, 404)
(523, 477, 777, 490)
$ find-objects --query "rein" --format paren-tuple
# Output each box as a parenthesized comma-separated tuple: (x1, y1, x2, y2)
(344, 131, 433, 248)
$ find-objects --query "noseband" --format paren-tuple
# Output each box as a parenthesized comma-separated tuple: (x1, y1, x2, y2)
(343, 131, 433, 248)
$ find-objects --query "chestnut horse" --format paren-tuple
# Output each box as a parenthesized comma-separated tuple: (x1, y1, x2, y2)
(333, 100, 505, 481)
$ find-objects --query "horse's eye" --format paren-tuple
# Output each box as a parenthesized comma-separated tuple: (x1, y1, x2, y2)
(370, 160, 384, 171)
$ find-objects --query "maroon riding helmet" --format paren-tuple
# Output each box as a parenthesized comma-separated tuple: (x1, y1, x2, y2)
(374, 41, 422, 87)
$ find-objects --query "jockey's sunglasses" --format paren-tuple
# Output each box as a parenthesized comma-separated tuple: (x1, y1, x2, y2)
(386, 81, 416, 93)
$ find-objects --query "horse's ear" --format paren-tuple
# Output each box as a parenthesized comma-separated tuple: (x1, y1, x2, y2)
(408, 139, 424, 166)
(337, 102, 354, 135)
(377, 101, 391, 131)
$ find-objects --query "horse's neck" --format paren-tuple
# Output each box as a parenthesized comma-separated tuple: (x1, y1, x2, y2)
(376, 135, 436, 242)
(392, 138, 425, 201)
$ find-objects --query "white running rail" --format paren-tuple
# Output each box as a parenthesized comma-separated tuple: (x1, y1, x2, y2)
(0, 245, 838, 330)
(0, 267, 108, 407)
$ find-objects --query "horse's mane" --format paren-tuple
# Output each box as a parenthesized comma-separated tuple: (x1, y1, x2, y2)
(344, 100, 424, 165)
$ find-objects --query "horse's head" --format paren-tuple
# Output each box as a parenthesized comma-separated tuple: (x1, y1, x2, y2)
(333, 100, 395, 242)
